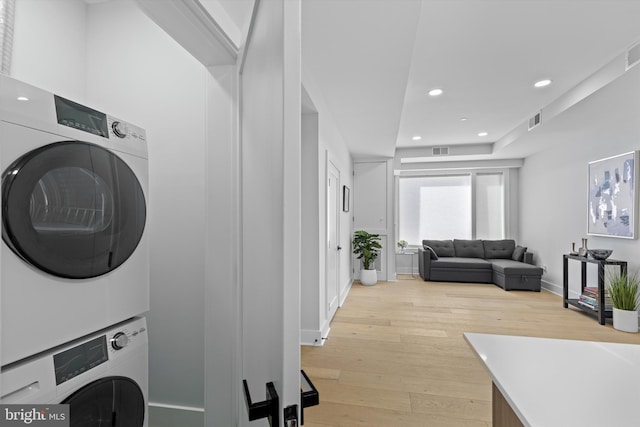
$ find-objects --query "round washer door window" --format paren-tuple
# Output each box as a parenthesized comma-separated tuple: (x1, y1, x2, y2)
(61, 376, 145, 427)
(2, 141, 146, 279)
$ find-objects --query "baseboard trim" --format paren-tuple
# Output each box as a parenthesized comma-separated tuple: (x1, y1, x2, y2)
(149, 402, 204, 413)
(148, 402, 204, 427)
(541, 279, 562, 296)
(339, 279, 353, 306)
(301, 328, 326, 346)
(541, 279, 579, 299)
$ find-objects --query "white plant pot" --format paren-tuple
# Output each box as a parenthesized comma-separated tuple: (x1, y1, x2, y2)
(360, 269, 378, 286)
(612, 307, 639, 333)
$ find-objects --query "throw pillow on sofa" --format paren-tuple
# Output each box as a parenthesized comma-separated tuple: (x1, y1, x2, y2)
(422, 245, 439, 260)
(512, 245, 527, 262)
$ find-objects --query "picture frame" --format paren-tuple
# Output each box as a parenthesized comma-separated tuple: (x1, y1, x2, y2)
(587, 151, 638, 239)
(342, 185, 350, 212)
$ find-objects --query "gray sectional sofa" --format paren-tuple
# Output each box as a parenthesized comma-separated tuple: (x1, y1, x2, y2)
(418, 239, 543, 291)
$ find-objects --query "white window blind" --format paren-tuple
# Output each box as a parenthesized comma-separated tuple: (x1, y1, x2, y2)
(399, 172, 505, 245)
(399, 175, 471, 244)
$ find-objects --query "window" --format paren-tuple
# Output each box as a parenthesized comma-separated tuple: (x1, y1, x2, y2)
(475, 173, 504, 239)
(398, 172, 505, 245)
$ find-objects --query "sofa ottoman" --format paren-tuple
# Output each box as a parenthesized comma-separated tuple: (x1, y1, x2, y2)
(490, 259, 543, 291)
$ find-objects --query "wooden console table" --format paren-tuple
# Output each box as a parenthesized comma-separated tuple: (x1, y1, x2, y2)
(562, 254, 627, 325)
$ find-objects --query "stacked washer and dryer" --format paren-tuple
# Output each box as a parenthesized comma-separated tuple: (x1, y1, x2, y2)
(0, 75, 150, 427)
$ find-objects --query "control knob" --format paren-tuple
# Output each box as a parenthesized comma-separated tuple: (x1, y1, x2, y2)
(112, 121, 127, 138)
(111, 332, 129, 350)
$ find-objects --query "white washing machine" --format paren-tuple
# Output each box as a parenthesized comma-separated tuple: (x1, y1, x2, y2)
(0, 75, 149, 365)
(1, 316, 148, 427)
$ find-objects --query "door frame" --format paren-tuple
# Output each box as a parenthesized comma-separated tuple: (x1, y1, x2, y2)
(326, 159, 341, 321)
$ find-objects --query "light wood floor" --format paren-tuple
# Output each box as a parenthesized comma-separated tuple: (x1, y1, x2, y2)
(301, 276, 640, 427)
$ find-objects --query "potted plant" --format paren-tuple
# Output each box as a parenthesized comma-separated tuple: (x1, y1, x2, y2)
(397, 240, 408, 253)
(607, 270, 640, 333)
(352, 230, 382, 286)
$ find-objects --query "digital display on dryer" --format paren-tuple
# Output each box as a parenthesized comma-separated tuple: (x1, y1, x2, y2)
(54, 95, 109, 138)
(54, 335, 108, 385)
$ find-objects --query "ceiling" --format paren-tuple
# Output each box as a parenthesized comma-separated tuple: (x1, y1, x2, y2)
(219, 0, 640, 162)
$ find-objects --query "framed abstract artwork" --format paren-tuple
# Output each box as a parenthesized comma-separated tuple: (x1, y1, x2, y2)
(588, 151, 638, 239)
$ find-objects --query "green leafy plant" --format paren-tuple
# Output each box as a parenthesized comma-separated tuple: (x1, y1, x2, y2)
(352, 230, 382, 270)
(607, 270, 640, 311)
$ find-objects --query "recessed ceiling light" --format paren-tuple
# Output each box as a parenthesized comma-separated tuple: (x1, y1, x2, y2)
(460, 117, 468, 121)
(16, 96, 29, 101)
(428, 88, 443, 97)
(534, 79, 552, 88)
(478, 131, 488, 137)
(412, 135, 422, 141)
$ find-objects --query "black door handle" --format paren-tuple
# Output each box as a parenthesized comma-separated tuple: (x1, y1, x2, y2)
(243, 380, 279, 426)
(337, 246, 342, 251)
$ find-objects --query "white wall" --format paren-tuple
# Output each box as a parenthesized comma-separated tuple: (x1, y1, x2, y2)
(520, 63, 640, 295)
(85, 1, 207, 423)
(353, 160, 393, 281)
(301, 112, 323, 344)
(10, 1, 208, 425)
(12, 0, 86, 101)
(300, 80, 354, 345)
(321, 117, 355, 299)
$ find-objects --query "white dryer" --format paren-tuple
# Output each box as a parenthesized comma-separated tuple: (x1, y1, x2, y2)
(0, 75, 149, 365)
(1, 317, 148, 427)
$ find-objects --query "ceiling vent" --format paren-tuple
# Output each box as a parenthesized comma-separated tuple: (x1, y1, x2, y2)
(627, 41, 640, 70)
(528, 111, 541, 131)
(432, 146, 449, 156)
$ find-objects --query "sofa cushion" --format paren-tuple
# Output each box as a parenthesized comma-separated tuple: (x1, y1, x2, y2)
(483, 240, 516, 259)
(422, 240, 455, 257)
(431, 257, 492, 270)
(453, 239, 485, 258)
(423, 245, 439, 260)
(512, 245, 527, 262)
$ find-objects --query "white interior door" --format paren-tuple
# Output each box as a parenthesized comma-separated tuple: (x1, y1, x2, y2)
(327, 161, 340, 320)
(239, 0, 301, 425)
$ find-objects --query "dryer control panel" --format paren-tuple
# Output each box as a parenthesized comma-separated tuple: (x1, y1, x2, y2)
(54, 95, 109, 138)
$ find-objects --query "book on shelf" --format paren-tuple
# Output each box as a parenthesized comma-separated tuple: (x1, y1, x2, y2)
(583, 286, 609, 297)
(577, 295, 612, 311)
(577, 300, 599, 311)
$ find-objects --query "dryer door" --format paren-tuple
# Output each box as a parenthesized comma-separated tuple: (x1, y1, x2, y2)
(61, 376, 145, 427)
(2, 141, 146, 279)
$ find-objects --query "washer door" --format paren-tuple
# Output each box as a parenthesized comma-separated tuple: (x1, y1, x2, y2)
(61, 376, 145, 427)
(2, 141, 146, 279)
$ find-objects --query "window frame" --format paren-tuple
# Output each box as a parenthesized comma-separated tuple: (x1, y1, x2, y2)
(395, 169, 511, 247)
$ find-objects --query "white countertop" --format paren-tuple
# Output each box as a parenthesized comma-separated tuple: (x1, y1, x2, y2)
(464, 333, 640, 427)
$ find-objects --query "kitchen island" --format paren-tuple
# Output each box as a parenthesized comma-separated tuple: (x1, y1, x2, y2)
(464, 333, 640, 427)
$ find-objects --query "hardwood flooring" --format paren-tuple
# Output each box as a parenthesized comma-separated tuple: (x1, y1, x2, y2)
(301, 276, 640, 426)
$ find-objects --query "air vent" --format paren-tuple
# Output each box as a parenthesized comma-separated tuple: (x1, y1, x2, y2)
(432, 146, 449, 156)
(627, 41, 640, 70)
(528, 112, 541, 130)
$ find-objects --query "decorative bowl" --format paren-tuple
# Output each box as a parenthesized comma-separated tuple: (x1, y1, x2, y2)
(588, 249, 613, 260)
